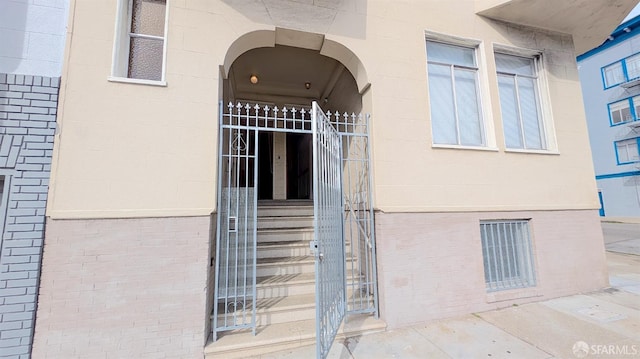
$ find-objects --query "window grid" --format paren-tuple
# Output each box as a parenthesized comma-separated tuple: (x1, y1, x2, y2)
(602, 52, 640, 89)
(480, 220, 536, 292)
(496, 53, 546, 150)
(615, 138, 640, 164)
(427, 41, 485, 147)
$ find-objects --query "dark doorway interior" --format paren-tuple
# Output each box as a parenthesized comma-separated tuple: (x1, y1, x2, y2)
(258, 132, 273, 200)
(287, 133, 312, 200)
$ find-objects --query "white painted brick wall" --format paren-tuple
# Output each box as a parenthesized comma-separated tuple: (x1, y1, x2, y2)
(32, 216, 211, 358)
(0, 73, 58, 359)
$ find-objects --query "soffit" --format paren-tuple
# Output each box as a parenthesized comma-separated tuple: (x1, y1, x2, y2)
(476, 0, 639, 54)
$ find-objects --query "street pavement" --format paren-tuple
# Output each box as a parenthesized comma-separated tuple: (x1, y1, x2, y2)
(256, 222, 640, 359)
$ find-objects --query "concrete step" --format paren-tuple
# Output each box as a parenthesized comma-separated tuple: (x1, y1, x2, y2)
(256, 272, 316, 298)
(257, 241, 311, 259)
(258, 204, 314, 217)
(258, 215, 314, 230)
(255, 272, 366, 299)
(256, 255, 315, 276)
(204, 314, 386, 359)
(216, 293, 316, 327)
(257, 227, 314, 243)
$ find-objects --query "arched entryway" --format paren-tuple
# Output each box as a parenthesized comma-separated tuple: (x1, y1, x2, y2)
(208, 28, 381, 359)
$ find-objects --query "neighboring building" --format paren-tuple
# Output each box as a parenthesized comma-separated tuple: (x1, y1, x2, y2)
(578, 16, 640, 218)
(29, 0, 634, 358)
(0, 1, 69, 357)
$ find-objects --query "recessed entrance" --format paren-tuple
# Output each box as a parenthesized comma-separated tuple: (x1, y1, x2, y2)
(209, 29, 381, 359)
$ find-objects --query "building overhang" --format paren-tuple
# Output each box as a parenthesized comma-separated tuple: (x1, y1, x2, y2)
(476, 0, 639, 54)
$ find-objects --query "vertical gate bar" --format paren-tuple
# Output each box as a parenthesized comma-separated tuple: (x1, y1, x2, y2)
(365, 114, 379, 317)
(224, 108, 234, 328)
(212, 101, 225, 341)
(242, 126, 250, 326)
(503, 223, 513, 285)
(312, 103, 321, 359)
(252, 128, 259, 334)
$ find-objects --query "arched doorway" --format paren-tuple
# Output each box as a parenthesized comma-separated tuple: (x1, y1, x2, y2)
(209, 29, 380, 359)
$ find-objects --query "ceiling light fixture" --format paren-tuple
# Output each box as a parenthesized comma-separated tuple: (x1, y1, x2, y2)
(250, 75, 258, 84)
(305, 82, 311, 89)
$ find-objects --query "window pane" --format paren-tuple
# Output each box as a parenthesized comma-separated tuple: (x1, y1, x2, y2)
(627, 54, 640, 80)
(518, 77, 543, 149)
(0, 176, 4, 203)
(455, 68, 483, 145)
(610, 99, 632, 124)
(633, 96, 640, 120)
(131, 0, 166, 37)
(498, 75, 523, 148)
(495, 53, 534, 76)
(616, 139, 639, 163)
(604, 62, 624, 87)
(428, 63, 457, 144)
(427, 41, 475, 67)
(128, 37, 163, 81)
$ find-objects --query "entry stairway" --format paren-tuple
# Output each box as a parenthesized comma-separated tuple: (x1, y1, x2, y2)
(204, 200, 386, 359)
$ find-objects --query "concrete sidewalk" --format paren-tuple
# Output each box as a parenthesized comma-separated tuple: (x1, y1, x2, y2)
(254, 224, 640, 359)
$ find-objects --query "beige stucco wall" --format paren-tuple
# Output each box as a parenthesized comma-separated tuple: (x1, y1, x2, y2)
(48, 0, 600, 219)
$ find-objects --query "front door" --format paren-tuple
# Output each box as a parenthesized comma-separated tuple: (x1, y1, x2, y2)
(287, 133, 312, 199)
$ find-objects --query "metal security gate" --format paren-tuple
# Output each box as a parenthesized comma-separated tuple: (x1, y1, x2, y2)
(213, 101, 379, 357)
(312, 103, 346, 358)
(212, 105, 259, 341)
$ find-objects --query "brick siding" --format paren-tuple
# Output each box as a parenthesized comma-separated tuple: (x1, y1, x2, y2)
(0, 73, 58, 359)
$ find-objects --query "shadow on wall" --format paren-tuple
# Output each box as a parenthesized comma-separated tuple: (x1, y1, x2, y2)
(0, 0, 28, 73)
(222, 0, 367, 39)
(480, 17, 580, 81)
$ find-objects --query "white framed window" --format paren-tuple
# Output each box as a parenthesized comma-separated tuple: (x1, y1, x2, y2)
(426, 40, 485, 146)
(496, 53, 547, 150)
(615, 138, 640, 164)
(608, 99, 633, 125)
(111, 0, 168, 84)
(480, 220, 536, 292)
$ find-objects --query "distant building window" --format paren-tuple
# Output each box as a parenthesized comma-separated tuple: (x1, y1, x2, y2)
(495, 53, 546, 150)
(602, 52, 640, 88)
(480, 220, 536, 292)
(112, 0, 167, 82)
(608, 98, 634, 125)
(426, 41, 485, 146)
(615, 138, 640, 164)
(608, 95, 640, 126)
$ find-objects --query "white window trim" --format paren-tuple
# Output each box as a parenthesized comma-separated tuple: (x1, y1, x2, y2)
(110, 0, 170, 85)
(425, 31, 496, 150)
(493, 44, 558, 153)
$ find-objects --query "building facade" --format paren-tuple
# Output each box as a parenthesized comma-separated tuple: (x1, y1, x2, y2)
(28, 0, 635, 358)
(578, 16, 640, 218)
(0, 1, 69, 357)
